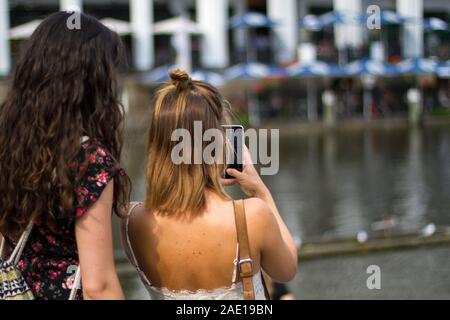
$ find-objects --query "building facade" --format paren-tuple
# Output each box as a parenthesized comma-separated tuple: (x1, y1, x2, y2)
(0, 0, 449, 77)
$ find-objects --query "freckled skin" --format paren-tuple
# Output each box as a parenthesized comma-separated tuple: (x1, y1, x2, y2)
(125, 193, 264, 291)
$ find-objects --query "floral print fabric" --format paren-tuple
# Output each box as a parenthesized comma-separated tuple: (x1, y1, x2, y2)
(7, 139, 126, 300)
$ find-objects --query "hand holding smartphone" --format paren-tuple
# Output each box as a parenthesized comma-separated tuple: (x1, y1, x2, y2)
(222, 125, 244, 179)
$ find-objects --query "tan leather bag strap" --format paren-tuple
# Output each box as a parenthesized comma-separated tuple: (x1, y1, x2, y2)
(0, 235, 5, 260)
(233, 200, 255, 300)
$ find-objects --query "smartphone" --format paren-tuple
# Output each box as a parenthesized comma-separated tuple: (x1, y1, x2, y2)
(222, 124, 244, 179)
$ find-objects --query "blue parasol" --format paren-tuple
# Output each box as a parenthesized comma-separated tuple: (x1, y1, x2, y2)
(229, 12, 278, 63)
(287, 61, 347, 77)
(423, 17, 449, 32)
(345, 59, 399, 76)
(436, 61, 450, 78)
(299, 10, 412, 30)
(229, 12, 277, 29)
(299, 11, 362, 30)
(287, 61, 346, 121)
(374, 10, 411, 25)
(345, 59, 400, 120)
(395, 58, 438, 75)
(190, 70, 225, 87)
(358, 10, 414, 26)
(225, 62, 286, 81)
(224, 63, 286, 126)
(139, 65, 225, 87)
(320, 11, 362, 28)
(139, 64, 175, 84)
(298, 14, 322, 31)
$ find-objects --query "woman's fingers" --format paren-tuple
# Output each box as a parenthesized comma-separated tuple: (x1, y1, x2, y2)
(226, 168, 244, 179)
(221, 178, 238, 186)
(242, 145, 253, 165)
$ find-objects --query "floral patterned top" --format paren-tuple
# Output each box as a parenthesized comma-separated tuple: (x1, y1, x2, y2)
(5, 139, 126, 300)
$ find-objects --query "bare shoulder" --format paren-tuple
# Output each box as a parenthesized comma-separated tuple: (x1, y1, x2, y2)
(119, 202, 146, 231)
(240, 198, 277, 258)
(129, 203, 151, 228)
(242, 197, 276, 229)
(243, 197, 272, 215)
(119, 202, 152, 254)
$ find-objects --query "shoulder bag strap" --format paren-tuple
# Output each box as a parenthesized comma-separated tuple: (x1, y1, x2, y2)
(68, 266, 81, 300)
(7, 215, 36, 265)
(0, 235, 5, 259)
(261, 271, 272, 300)
(233, 200, 255, 300)
(124, 202, 144, 269)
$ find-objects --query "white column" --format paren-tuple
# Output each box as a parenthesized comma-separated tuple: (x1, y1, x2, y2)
(397, 0, 423, 58)
(60, 0, 83, 11)
(197, 0, 229, 68)
(333, 0, 363, 49)
(298, 0, 307, 43)
(0, 0, 10, 76)
(267, 0, 298, 64)
(130, 0, 154, 71)
(172, 31, 192, 73)
(233, 0, 246, 52)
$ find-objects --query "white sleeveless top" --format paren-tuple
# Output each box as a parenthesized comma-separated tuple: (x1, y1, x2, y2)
(122, 205, 267, 300)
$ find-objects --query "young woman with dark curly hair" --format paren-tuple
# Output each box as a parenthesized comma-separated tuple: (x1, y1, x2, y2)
(0, 12, 130, 300)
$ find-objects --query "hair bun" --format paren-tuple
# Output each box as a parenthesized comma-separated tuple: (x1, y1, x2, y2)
(169, 69, 192, 90)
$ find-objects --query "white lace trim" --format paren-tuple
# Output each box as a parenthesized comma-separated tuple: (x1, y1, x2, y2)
(142, 271, 266, 300)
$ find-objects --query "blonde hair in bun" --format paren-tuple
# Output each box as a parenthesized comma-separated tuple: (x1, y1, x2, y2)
(169, 69, 192, 90)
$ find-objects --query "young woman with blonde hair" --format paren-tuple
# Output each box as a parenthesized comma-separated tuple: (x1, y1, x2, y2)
(121, 70, 297, 300)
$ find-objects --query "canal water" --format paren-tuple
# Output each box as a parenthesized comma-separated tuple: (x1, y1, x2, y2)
(114, 121, 450, 299)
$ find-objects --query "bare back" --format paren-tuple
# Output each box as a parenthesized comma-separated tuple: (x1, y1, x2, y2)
(123, 193, 263, 292)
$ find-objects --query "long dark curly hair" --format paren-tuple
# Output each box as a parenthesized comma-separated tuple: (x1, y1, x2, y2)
(0, 12, 130, 237)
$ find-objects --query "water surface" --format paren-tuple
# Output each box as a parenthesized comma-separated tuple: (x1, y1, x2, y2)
(115, 123, 450, 299)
